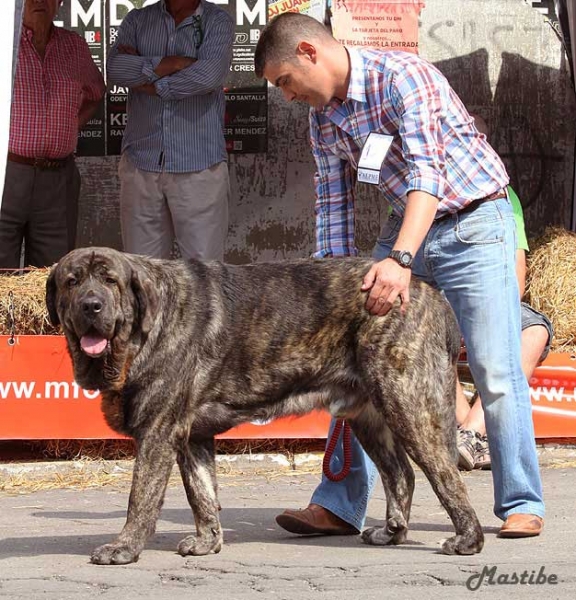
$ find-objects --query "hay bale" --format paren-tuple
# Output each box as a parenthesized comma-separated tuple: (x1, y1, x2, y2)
(526, 227, 576, 353)
(0, 268, 59, 336)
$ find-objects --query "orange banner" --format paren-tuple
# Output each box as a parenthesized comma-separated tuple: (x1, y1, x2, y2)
(0, 336, 330, 440)
(331, 0, 425, 52)
(1, 335, 575, 440)
(526, 352, 576, 438)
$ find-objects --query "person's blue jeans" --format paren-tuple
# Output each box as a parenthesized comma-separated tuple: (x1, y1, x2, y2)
(312, 196, 544, 528)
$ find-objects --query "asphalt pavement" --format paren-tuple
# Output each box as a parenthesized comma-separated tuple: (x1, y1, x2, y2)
(1, 448, 575, 599)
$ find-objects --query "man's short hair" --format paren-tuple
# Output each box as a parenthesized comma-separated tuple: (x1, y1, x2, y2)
(254, 13, 333, 78)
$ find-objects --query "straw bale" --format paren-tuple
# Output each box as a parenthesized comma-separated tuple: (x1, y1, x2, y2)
(526, 227, 576, 353)
(0, 268, 58, 336)
(17, 438, 326, 461)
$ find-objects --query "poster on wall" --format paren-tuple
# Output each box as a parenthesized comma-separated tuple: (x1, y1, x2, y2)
(52, 0, 267, 156)
(268, 0, 326, 21)
(331, 0, 425, 52)
(105, 0, 136, 156)
(222, 0, 268, 153)
(55, 0, 106, 156)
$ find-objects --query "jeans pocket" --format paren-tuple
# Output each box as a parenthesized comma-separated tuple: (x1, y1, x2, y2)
(454, 204, 504, 245)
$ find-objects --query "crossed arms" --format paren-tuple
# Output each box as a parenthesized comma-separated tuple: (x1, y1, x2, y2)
(106, 9, 234, 101)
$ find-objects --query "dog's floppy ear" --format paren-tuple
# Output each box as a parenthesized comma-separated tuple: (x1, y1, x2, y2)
(45, 267, 60, 326)
(130, 269, 159, 336)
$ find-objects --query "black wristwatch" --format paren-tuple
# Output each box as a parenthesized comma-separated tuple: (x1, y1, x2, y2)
(388, 250, 413, 268)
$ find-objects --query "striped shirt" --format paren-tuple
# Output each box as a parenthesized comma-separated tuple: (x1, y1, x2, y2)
(310, 48, 509, 258)
(10, 25, 105, 159)
(106, 0, 234, 173)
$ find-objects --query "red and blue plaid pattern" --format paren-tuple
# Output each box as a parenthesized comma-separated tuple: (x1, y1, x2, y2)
(310, 48, 509, 258)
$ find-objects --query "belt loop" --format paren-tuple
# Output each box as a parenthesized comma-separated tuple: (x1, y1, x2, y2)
(435, 188, 506, 222)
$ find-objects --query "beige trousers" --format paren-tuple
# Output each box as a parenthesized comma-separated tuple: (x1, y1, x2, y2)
(119, 154, 230, 261)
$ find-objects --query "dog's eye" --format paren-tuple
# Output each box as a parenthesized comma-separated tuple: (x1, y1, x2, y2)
(106, 277, 117, 285)
(67, 277, 77, 287)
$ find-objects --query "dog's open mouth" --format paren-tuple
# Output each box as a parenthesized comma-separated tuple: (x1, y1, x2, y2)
(80, 333, 111, 358)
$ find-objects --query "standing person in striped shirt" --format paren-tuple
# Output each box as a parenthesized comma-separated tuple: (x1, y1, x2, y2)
(255, 13, 545, 540)
(0, 0, 105, 269)
(107, 0, 234, 262)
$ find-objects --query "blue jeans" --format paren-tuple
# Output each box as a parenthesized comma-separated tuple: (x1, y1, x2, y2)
(312, 196, 544, 527)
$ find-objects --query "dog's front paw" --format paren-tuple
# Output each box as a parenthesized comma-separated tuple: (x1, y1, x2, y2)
(439, 534, 484, 555)
(361, 526, 398, 546)
(177, 533, 222, 556)
(362, 519, 407, 546)
(91, 543, 140, 565)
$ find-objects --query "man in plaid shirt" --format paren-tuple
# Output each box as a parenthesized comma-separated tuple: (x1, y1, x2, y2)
(255, 13, 544, 540)
(0, 0, 105, 269)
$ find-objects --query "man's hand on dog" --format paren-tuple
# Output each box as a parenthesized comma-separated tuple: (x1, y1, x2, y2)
(362, 258, 411, 316)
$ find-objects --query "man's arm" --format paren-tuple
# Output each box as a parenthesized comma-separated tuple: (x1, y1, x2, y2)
(362, 190, 437, 314)
(78, 99, 100, 128)
(310, 111, 358, 258)
(106, 10, 165, 88)
(153, 55, 197, 78)
(76, 36, 105, 128)
(154, 12, 234, 101)
(363, 62, 453, 315)
(113, 45, 197, 96)
(118, 43, 196, 80)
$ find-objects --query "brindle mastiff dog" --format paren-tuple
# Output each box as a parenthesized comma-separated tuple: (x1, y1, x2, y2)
(46, 246, 484, 565)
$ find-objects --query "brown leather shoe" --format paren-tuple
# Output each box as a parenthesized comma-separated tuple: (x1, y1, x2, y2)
(275, 503, 359, 536)
(498, 514, 543, 538)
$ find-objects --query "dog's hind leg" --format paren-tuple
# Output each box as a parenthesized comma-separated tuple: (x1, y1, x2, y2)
(176, 436, 223, 557)
(362, 347, 484, 555)
(403, 434, 484, 555)
(91, 438, 176, 565)
(347, 406, 414, 547)
(378, 380, 484, 555)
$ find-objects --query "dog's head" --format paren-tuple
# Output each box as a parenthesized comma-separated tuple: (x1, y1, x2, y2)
(46, 247, 158, 391)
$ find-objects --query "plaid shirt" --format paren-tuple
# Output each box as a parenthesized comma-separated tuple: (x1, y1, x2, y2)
(10, 25, 105, 159)
(310, 48, 509, 258)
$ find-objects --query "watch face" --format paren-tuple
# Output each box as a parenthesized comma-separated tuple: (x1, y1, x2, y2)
(390, 251, 412, 267)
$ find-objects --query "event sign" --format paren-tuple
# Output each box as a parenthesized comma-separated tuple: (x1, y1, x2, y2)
(54, 0, 267, 156)
(331, 0, 425, 52)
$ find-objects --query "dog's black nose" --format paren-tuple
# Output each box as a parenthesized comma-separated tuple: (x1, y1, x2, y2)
(82, 297, 103, 315)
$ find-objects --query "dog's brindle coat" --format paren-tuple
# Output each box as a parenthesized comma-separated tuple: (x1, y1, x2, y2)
(46, 247, 483, 565)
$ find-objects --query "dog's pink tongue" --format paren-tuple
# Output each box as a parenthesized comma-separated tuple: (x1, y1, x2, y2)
(80, 335, 108, 356)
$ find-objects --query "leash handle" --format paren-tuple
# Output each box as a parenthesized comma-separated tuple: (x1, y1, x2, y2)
(322, 418, 352, 482)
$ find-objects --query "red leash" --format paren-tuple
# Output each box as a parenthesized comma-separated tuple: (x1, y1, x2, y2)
(322, 418, 352, 482)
